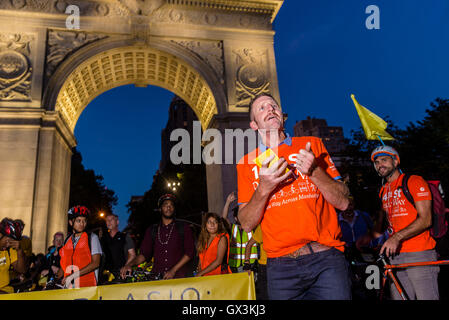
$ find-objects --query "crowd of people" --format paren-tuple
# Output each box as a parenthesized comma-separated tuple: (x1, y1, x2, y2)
(0, 93, 447, 300)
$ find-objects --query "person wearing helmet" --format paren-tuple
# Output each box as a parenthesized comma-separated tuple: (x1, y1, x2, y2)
(57, 206, 103, 288)
(120, 194, 195, 280)
(362, 145, 439, 300)
(0, 218, 27, 294)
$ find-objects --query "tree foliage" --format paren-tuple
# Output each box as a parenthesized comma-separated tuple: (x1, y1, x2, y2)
(339, 98, 449, 216)
(69, 148, 118, 231)
(125, 162, 208, 247)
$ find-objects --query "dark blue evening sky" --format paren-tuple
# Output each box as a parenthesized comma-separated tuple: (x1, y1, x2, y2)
(74, 1, 449, 229)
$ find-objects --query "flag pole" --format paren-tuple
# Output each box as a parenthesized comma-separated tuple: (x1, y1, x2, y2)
(377, 135, 386, 146)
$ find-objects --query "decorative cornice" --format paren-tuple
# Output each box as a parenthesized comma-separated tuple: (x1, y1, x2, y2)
(0, 0, 284, 23)
(166, 0, 283, 22)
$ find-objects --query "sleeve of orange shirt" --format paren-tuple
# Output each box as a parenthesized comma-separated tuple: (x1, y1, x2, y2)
(237, 157, 256, 206)
(312, 137, 341, 180)
(408, 175, 432, 202)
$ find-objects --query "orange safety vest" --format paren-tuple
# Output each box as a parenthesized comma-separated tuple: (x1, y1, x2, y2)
(198, 233, 231, 276)
(59, 232, 97, 288)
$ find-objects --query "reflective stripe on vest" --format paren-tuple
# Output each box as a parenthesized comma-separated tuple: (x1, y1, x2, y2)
(229, 224, 258, 267)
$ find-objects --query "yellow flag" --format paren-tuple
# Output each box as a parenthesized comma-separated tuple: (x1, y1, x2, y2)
(351, 94, 394, 141)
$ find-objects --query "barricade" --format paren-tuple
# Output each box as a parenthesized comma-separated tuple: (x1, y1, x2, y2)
(0, 272, 256, 300)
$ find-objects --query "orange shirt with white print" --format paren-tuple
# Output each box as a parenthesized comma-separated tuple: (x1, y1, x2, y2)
(237, 136, 345, 258)
(380, 173, 435, 253)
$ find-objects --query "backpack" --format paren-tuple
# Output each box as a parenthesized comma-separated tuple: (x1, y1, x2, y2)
(384, 174, 448, 239)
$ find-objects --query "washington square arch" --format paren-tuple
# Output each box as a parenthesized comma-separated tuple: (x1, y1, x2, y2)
(0, 0, 284, 254)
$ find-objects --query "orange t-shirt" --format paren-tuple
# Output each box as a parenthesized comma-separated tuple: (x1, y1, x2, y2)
(380, 173, 435, 253)
(198, 233, 231, 276)
(237, 136, 345, 258)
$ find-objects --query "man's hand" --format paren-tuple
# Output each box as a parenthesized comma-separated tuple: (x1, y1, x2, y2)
(62, 273, 78, 289)
(295, 142, 318, 176)
(380, 234, 402, 257)
(163, 268, 176, 280)
(120, 265, 132, 279)
(258, 154, 292, 195)
(6, 238, 21, 251)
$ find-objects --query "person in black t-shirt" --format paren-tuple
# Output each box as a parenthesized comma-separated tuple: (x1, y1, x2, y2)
(102, 214, 136, 280)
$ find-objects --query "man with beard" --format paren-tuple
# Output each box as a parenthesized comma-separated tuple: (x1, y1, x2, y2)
(360, 145, 439, 300)
(121, 194, 195, 279)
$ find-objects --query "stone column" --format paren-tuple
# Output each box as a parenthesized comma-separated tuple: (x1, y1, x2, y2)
(0, 109, 76, 254)
(205, 112, 252, 217)
(206, 37, 281, 217)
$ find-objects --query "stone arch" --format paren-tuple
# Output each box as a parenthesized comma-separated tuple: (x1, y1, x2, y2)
(0, 1, 283, 253)
(43, 37, 227, 132)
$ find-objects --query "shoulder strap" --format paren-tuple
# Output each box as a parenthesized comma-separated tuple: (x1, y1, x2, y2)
(400, 174, 415, 206)
(175, 220, 185, 243)
(63, 234, 72, 246)
(151, 224, 157, 240)
(151, 224, 158, 252)
(87, 232, 92, 252)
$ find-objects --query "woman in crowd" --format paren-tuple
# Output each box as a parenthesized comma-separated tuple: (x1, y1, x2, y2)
(195, 212, 231, 277)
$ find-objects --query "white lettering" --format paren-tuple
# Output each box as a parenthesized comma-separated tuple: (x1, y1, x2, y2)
(365, 265, 380, 290)
(365, 5, 380, 30)
(65, 5, 80, 30)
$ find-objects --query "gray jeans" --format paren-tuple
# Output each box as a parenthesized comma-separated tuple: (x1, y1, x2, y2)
(389, 249, 440, 300)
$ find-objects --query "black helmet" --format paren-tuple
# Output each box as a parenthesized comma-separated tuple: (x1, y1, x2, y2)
(157, 194, 176, 208)
(68, 205, 90, 220)
(0, 218, 23, 241)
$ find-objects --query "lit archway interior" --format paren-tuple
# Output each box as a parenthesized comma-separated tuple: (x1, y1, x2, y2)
(55, 46, 218, 132)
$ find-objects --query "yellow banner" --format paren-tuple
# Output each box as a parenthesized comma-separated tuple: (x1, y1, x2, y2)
(0, 272, 256, 300)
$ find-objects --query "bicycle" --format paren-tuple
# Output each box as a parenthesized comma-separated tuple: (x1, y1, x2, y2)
(101, 266, 164, 285)
(376, 253, 449, 300)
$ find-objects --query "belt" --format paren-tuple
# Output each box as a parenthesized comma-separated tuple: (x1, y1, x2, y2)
(283, 242, 331, 258)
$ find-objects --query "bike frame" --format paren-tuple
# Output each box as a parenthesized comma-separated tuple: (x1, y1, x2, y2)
(378, 256, 449, 300)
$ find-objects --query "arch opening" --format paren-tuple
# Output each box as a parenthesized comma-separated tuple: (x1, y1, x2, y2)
(55, 45, 218, 132)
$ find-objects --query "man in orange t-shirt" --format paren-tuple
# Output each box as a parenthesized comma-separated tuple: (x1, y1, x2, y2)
(369, 145, 439, 300)
(237, 93, 351, 300)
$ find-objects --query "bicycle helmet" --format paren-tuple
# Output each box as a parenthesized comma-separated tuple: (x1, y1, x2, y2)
(68, 205, 90, 220)
(0, 218, 23, 241)
(157, 193, 176, 208)
(370, 145, 400, 164)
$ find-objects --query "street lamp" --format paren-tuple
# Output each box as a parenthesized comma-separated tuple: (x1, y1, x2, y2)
(166, 180, 181, 192)
(99, 212, 105, 218)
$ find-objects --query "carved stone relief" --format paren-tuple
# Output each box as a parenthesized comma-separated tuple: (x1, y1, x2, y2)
(232, 48, 270, 108)
(152, 8, 270, 30)
(170, 40, 224, 84)
(45, 30, 108, 85)
(0, 1, 272, 30)
(117, 0, 165, 16)
(1, 0, 115, 17)
(0, 33, 34, 101)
